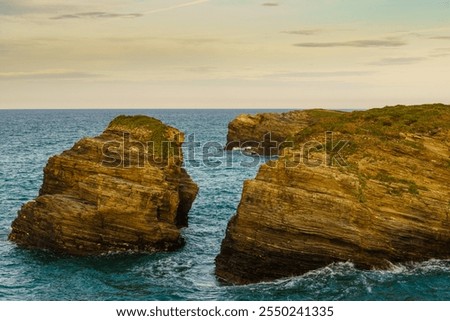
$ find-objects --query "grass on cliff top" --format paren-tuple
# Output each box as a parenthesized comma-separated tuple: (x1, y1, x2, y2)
(297, 104, 450, 141)
(108, 115, 168, 140)
(108, 115, 167, 132)
(107, 115, 172, 158)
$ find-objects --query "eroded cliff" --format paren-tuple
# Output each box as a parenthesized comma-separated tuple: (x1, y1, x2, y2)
(216, 104, 450, 284)
(9, 115, 198, 255)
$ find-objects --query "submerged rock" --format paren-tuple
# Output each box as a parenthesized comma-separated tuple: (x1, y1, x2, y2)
(216, 104, 450, 284)
(9, 115, 198, 255)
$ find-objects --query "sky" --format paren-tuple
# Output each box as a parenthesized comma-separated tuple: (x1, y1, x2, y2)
(1, 0, 450, 109)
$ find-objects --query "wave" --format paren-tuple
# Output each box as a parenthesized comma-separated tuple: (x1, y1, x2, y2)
(235, 259, 450, 300)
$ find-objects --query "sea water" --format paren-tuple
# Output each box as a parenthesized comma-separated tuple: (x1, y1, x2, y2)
(0, 109, 449, 301)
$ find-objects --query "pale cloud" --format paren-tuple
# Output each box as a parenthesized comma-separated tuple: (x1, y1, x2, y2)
(48, 0, 209, 20)
(369, 57, 426, 66)
(429, 36, 450, 40)
(294, 39, 406, 48)
(264, 71, 373, 79)
(142, 0, 209, 15)
(191, 69, 376, 82)
(282, 29, 322, 36)
(1, 0, 209, 18)
(0, 0, 81, 15)
(175, 38, 219, 45)
(186, 66, 216, 73)
(429, 47, 450, 57)
(51, 12, 143, 20)
(262, 3, 279, 6)
(0, 70, 101, 80)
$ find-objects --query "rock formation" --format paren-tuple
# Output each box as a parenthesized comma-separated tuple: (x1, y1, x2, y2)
(216, 104, 450, 284)
(9, 115, 198, 256)
(225, 111, 311, 155)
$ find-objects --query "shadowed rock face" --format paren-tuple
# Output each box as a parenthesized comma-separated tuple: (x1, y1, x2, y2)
(216, 104, 450, 284)
(9, 115, 198, 256)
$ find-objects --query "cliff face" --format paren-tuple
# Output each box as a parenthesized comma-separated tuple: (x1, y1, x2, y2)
(216, 104, 450, 284)
(9, 115, 198, 256)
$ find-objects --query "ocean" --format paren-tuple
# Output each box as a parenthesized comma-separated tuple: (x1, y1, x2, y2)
(0, 109, 449, 301)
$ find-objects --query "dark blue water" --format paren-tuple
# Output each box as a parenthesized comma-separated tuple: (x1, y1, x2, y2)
(0, 109, 449, 301)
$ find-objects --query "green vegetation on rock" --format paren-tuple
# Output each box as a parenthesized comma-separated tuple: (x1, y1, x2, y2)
(107, 115, 180, 159)
(297, 104, 450, 141)
(374, 170, 421, 196)
(108, 115, 168, 141)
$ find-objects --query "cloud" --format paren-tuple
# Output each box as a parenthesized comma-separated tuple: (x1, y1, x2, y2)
(265, 71, 373, 79)
(49, 0, 209, 20)
(142, 0, 209, 14)
(262, 3, 279, 6)
(369, 57, 425, 66)
(294, 39, 406, 48)
(175, 38, 218, 45)
(187, 66, 216, 73)
(51, 12, 142, 20)
(282, 29, 322, 36)
(0, 70, 101, 80)
(100, 35, 220, 46)
(0, 0, 78, 16)
(429, 47, 450, 57)
(429, 36, 450, 40)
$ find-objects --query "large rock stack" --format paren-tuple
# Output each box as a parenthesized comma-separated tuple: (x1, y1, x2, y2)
(9, 115, 198, 255)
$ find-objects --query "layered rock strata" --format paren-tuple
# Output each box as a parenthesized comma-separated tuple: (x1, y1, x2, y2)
(9, 115, 198, 255)
(216, 104, 450, 284)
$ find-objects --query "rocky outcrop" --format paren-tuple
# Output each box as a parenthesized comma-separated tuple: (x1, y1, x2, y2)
(9, 115, 198, 256)
(225, 110, 317, 155)
(216, 104, 450, 284)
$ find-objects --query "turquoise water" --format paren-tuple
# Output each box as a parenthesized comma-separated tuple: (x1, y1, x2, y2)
(0, 109, 449, 301)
